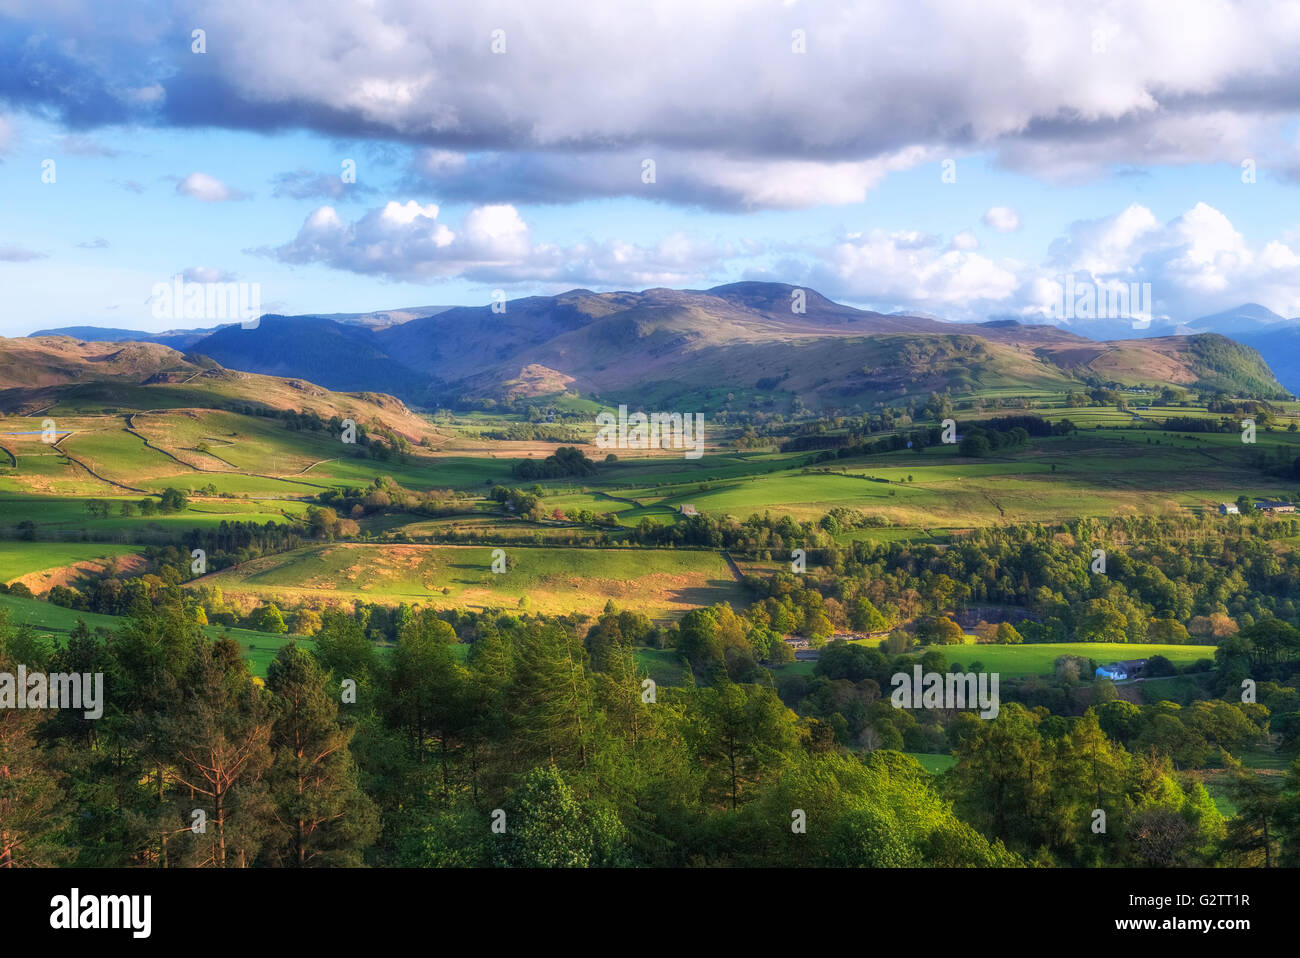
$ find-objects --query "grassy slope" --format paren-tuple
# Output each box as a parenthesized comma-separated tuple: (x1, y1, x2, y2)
(0, 593, 306, 677)
(193, 542, 746, 619)
(0, 542, 139, 583)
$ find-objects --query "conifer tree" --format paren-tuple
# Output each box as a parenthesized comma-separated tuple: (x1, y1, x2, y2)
(266, 643, 379, 866)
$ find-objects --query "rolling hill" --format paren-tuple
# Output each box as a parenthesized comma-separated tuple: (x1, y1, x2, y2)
(0, 337, 441, 444)
(19, 283, 1289, 410)
(186, 315, 424, 394)
(1225, 325, 1300, 394)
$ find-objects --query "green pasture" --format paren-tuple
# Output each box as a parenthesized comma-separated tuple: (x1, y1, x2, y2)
(896, 641, 1215, 678)
(0, 541, 139, 583)
(194, 542, 746, 618)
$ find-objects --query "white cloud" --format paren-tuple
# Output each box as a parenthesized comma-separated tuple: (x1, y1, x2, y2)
(807, 229, 1019, 307)
(1047, 203, 1161, 275)
(176, 172, 247, 202)
(181, 266, 238, 283)
(125, 84, 166, 105)
(1019, 202, 1300, 321)
(266, 201, 739, 287)
(951, 231, 980, 251)
(983, 207, 1021, 232)
(782, 202, 1300, 323)
(255, 187, 1300, 322)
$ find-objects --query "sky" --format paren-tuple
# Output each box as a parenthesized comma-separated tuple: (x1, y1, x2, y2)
(4, 0, 1300, 335)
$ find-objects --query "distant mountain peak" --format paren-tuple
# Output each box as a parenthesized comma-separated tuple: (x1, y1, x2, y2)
(1189, 303, 1288, 329)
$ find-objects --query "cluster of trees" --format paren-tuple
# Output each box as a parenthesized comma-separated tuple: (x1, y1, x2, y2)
(6, 577, 1299, 867)
(363, 424, 413, 462)
(81, 488, 190, 519)
(40, 567, 196, 619)
(786, 426, 935, 456)
(629, 507, 870, 552)
(481, 421, 586, 443)
(958, 424, 1030, 457)
(1216, 620, 1300, 691)
(489, 485, 547, 520)
(214, 405, 407, 461)
(303, 506, 361, 541)
(664, 589, 893, 681)
(1207, 398, 1283, 417)
(779, 639, 1280, 772)
(554, 506, 619, 527)
(582, 603, 667, 671)
(1162, 416, 1240, 434)
(1067, 387, 1189, 407)
(0, 601, 1025, 868)
(721, 514, 1300, 647)
(784, 414, 1074, 458)
(0, 606, 379, 866)
(954, 414, 1077, 458)
(512, 446, 598, 480)
(315, 477, 472, 526)
(953, 699, 1300, 866)
(271, 408, 410, 461)
(723, 388, 1032, 441)
(484, 484, 618, 526)
(948, 705, 1234, 866)
(443, 393, 587, 418)
(175, 520, 309, 575)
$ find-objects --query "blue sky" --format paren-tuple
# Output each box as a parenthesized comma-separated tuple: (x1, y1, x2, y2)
(4, 0, 1300, 335)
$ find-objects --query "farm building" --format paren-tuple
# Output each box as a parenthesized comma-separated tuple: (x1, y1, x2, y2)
(680, 504, 699, 516)
(1096, 658, 1148, 681)
(1253, 500, 1297, 513)
(1219, 503, 1239, 515)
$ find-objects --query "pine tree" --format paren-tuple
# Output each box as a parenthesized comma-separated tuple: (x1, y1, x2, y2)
(691, 681, 798, 811)
(161, 639, 274, 867)
(0, 626, 68, 867)
(388, 614, 468, 793)
(509, 625, 593, 771)
(266, 643, 379, 866)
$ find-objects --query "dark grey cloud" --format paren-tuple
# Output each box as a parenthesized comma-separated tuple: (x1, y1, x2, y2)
(3, 1, 1300, 208)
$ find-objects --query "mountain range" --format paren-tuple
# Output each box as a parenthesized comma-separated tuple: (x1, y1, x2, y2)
(17, 283, 1294, 407)
(28, 305, 456, 350)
